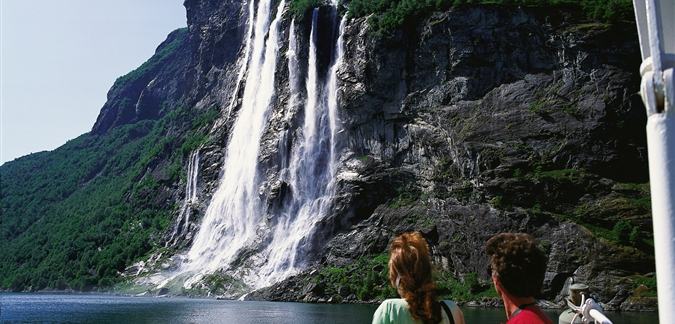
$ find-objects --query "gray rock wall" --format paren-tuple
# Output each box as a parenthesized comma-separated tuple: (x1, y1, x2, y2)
(323, 6, 651, 308)
(173, 1, 653, 308)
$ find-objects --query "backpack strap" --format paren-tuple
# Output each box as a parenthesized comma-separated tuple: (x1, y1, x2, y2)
(439, 300, 456, 324)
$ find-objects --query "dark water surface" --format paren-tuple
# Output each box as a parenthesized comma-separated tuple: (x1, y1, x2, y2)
(0, 293, 659, 323)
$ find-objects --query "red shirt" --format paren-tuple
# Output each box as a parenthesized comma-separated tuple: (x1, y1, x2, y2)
(506, 307, 554, 324)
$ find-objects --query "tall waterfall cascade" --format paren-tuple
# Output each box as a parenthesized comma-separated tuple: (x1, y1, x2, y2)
(169, 150, 200, 244)
(166, 0, 348, 290)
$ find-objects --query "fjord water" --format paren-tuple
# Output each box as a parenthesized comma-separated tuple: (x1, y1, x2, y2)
(0, 294, 659, 324)
(0, 293, 659, 324)
(0, 294, 377, 324)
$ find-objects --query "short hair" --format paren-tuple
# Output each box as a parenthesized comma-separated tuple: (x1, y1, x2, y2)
(484, 233, 548, 298)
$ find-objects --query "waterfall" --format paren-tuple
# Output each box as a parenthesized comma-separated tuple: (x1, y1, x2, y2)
(279, 20, 300, 171)
(224, 0, 255, 120)
(328, 16, 347, 179)
(254, 9, 347, 287)
(180, 0, 285, 284)
(169, 150, 200, 243)
(169, 0, 347, 290)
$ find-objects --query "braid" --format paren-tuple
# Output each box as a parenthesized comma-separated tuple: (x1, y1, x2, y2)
(389, 232, 443, 324)
(405, 282, 442, 324)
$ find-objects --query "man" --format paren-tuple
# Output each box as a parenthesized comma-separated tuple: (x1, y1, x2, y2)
(484, 233, 554, 324)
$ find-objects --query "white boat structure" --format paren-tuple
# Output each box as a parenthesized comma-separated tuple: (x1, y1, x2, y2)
(633, 0, 675, 322)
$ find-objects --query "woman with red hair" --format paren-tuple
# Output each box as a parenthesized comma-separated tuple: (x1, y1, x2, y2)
(372, 232, 465, 324)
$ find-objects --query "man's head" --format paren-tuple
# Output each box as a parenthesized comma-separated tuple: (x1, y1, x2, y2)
(484, 233, 548, 298)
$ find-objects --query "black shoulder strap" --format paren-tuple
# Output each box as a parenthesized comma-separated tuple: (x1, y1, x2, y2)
(511, 302, 536, 319)
(439, 300, 456, 324)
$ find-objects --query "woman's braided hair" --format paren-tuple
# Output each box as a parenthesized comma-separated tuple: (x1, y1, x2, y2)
(388, 232, 442, 324)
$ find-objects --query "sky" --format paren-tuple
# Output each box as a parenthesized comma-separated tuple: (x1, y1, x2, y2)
(1, 0, 187, 165)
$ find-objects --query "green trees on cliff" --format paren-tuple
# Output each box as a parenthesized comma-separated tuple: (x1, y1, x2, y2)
(289, 0, 633, 37)
(0, 26, 216, 292)
(0, 103, 218, 292)
(345, 0, 634, 35)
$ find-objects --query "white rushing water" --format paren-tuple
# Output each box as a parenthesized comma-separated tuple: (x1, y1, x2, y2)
(255, 10, 347, 287)
(170, 150, 200, 243)
(224, 0, 256, 120)
(180, 0, 284, 285)
(172, 0, 347, 290)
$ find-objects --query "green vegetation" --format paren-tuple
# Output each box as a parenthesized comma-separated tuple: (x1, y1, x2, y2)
(290, 0, 325, 20)
(529, 101, 544, 114)
(436, 271, 497, 301)
(198, 273, 247, 295)
(319, 254, 397, 300)
(318, 254, 496, 301)
(344, 0, 633, 37)
(569, 182, 652, 249)
(560, 202, 651, 249)
(493, 165, 653, 250)
(0, 103, 218, 292)
(1, 127, 163, 291)
(611, 220, 646, 247)
(0, 28, 218, 291)
(388, 185, 420, 208)
(533, 167, 587, 181)
(2, 114, 174, 291)
(287, 0, 633, 32)
(512, 168, 523, 179)
(113, 28, 188, 90)
(490, 195, 504, 207)
(631, 274, 657, 298)
(179, 108, 219, 157)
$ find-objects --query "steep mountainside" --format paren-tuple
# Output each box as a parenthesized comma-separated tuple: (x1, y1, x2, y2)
(0, 27, 215, 291)
(0, 0, 655, 311)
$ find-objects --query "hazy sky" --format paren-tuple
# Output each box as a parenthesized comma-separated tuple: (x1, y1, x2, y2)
(1, 0, 187, 165)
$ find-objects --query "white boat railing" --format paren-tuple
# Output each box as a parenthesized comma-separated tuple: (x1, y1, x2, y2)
(559, 283, 613, 324)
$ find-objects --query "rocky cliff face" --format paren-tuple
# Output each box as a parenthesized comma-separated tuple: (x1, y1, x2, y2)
(127, 1, 653, 310)
(91, 28, 191, 135)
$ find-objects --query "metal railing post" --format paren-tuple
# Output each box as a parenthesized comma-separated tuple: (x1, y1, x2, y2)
(633, 0, 675, 322)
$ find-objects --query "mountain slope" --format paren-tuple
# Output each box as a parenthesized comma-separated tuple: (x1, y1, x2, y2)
(0, 27, 218, 291)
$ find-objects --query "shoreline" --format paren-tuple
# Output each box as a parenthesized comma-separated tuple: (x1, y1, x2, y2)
(1, 289, 658, 313)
